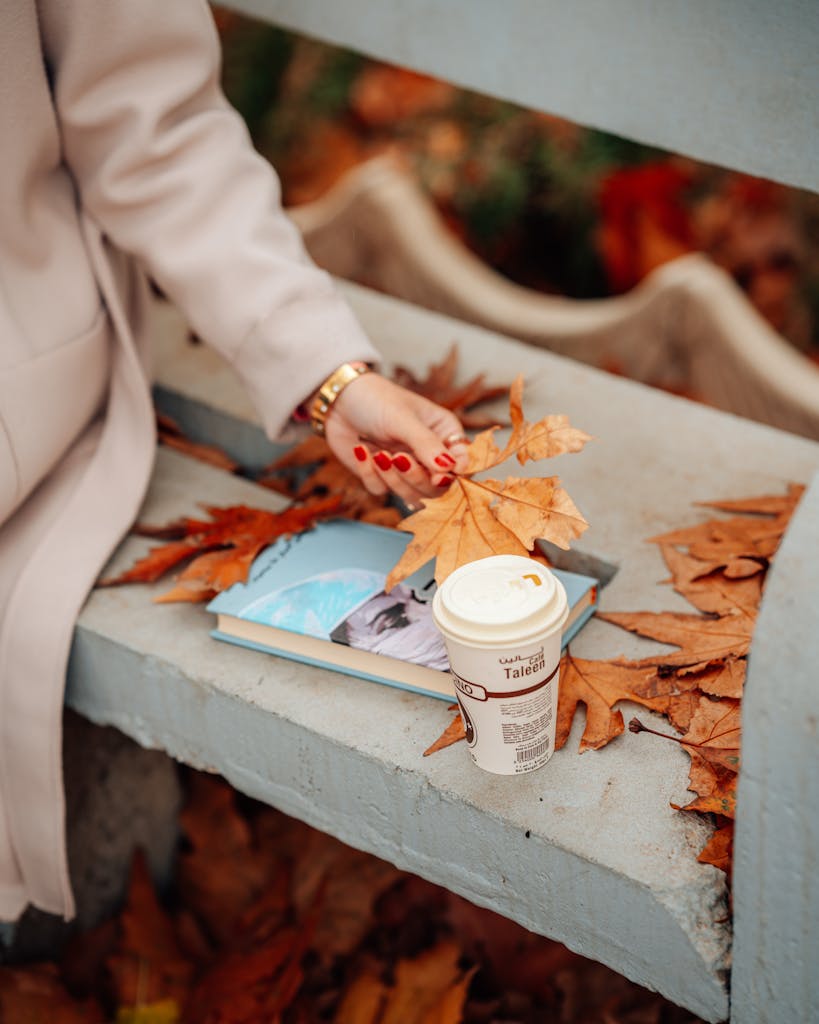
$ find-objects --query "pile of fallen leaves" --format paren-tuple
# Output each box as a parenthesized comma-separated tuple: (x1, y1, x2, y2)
(0, 772, 704, 1023)
(426, 483, 806, 883)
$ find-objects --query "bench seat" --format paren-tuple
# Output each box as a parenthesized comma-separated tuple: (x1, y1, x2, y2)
(67, 283, 819, 1021)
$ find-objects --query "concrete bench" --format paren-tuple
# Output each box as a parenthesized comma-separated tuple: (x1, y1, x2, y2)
(49, 3, 819, 1021)
(66, 287, 819, 1022)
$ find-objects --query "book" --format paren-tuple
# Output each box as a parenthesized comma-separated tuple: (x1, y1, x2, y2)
(207, 519, 598, 702)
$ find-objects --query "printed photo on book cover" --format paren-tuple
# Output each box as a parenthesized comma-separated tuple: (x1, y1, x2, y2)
(238, 569, 449, 671)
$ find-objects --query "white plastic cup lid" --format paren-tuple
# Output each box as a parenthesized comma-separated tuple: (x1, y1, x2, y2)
(432, 554, 568, 648)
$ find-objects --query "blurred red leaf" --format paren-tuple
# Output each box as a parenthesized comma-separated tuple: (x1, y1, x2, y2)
(598, 162, 694, 291)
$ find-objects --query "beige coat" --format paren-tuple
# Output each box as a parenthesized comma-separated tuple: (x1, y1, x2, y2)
(0, 1, 378, 921)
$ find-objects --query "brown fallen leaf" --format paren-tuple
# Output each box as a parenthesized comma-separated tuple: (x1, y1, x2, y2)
(378, 941, 475, 1024)
(680, 696, 742, 775)
(681, 658, 745, 700)
(156, 412, 239, 473)
(333, 965, 388, 1023)
(555, 651, 631, 752)
(107, 852, 194, 1009)
(176, 773, 277, 945)
(631, 695, 740, 818)
(387, 377, 590, 589)
(0, 963, 105, 1024)
(649, 515, 783, 562)
(392, 343, 510, 429)
(423, 712, 466, 756)
(98, 498, 341, 601)
(658, 544, 763, 620)
(697, 821, 735, 878)
(259, 436, 401, 525)
(116, 1001, 180, 1024)
(598, 610, 755, 673)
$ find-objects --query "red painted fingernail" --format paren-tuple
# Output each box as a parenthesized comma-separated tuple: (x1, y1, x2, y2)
(393, 454, 412, 472)
(437, 474, 454, 487)
(435, 453, 456, 468)
(353, 445, 368, 462)
(373, 451, 392, 471)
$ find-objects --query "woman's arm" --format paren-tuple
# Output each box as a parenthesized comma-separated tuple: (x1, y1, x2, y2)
(37, 0, 379, 439)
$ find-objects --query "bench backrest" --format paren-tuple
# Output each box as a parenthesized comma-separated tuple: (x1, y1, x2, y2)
(225, 0, 819, 193)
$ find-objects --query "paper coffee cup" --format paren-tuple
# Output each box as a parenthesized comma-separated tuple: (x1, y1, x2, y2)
(432, 555, 568, 775)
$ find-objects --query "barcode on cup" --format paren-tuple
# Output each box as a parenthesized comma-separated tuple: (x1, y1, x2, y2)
(516, 739, 550, 762)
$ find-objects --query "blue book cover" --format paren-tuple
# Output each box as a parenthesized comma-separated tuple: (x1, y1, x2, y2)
(207, 519, 598, 701)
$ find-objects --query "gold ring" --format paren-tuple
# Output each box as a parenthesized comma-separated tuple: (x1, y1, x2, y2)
(444, 432, 468, 447)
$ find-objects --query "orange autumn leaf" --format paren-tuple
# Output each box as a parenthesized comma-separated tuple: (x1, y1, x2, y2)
(680, 696, 742, 775)
(503, 377, 593, 465)
(423, 712, 466, 756)
(687, 659, 746, 700)
(98, 498, 341, 601)
(696, 482, 805, 520)
(649, 514, 783, 563)
(350, 66, 454, 128)
(176, 774, 276, 944)
(106, 852, 194, 1009)
(379, 941, 474, 1024)
(631, 696, 741, 818)
(387, 377, 590, 589)
(658, 544, 763, 620)
(260, 437, 402, 525)
(156, 412, 239, 473)
(0, 964, 105, 1024)
(555, 651, 630, 752)
(697, 821, 735, 877)
(392, 344, 510, 429)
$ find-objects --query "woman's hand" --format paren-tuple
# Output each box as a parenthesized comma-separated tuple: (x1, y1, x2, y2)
(324, 372, 469, 506)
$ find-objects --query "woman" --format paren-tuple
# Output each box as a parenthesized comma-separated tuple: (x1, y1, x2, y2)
(0, 0, 466, 922)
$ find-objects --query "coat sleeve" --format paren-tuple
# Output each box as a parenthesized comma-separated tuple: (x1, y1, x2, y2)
(36, 0, 380, 439)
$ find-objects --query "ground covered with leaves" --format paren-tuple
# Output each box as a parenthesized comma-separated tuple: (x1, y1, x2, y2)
(0, 773, 705, 1024)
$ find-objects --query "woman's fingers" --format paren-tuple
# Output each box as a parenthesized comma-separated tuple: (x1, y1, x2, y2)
(323, 373, 471, 499)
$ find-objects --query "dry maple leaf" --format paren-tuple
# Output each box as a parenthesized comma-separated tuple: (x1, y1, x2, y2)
(378, 941, 475, 1024)
(658, 544, 763, 621)
(392, 343, 510, 429)
(386, 377, 590, 589)
(697, 482, 805, 519)
(649, 514, 783, 563)
(259, 436, 402, 526)
(0, 964, 105, 1024)
(423, 709, 466, 757)
(631, 696, 740, 818)
(98, 498, 341, 602)
(599, 609, 755, 673)
(680, 695, 742, 775)
(554, 651, 672, 752)
(106, 852, 194, 1009)
(697, 820, 734, 878)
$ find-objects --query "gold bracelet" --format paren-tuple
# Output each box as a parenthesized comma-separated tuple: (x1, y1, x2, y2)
(309, 361, 371, 436)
